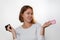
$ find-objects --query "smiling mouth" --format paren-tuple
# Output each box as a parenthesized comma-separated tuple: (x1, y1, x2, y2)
(28, 18, 32, 20)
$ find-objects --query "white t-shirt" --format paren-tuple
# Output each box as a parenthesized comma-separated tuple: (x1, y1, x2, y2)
(15, 23, 45, 40)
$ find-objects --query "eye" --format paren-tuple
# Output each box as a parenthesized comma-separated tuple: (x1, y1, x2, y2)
(27, 12, 33, 15)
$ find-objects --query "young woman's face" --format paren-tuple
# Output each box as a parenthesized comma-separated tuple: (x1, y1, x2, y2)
(22, 8, 33, 23)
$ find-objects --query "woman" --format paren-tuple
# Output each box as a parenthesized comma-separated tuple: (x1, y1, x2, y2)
(6, 5, 52, 40)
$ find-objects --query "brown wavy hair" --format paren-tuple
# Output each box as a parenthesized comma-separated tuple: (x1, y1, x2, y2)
(19, 5, 35, 24)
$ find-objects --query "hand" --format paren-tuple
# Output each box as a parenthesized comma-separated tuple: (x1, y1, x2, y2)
(42, 21, 52, 28)
(6, 24, 15, 32)
(5, 24, 16, 39)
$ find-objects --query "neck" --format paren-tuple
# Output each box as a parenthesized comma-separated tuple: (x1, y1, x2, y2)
(22, 22, 32, 28)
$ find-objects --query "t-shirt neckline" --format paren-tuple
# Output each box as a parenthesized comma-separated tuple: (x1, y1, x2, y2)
(21, 24, 34, 30)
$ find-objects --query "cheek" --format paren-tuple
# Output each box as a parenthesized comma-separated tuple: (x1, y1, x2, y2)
(24, 14, 28, 17)
(22, 14, 28, 19)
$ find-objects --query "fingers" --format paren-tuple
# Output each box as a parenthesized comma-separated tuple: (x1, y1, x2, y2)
(5, 24, 13, 32)
(7, 25, 12, 32)
(42, 21, 52, 28)
(47, 21, 52, 25)
(46, 21, 52, 26)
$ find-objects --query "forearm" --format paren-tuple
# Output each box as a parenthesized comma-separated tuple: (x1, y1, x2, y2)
(11, 31, 16, 40)
(40, 20, 52, 36)
(40, 27, 45, 36)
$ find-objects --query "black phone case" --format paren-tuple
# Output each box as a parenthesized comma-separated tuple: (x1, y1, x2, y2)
(5, 24, 11, 31)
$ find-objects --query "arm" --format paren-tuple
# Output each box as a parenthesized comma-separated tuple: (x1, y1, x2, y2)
(40, 21, 51, 36)
(11, 29, 16, 40)
(5, 24, 17, 40)
(40, 27, 45, 36)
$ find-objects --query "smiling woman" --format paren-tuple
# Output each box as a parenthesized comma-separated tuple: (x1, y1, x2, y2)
(0, 0, 60, 40)
(19, 5, 35, 24)
(5, 5, 54, 40)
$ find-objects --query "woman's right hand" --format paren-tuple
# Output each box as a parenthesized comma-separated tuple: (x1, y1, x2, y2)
(5, 24, 16, 39)
(6, 24, 15, 32)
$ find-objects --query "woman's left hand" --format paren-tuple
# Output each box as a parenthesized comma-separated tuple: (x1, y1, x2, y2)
(40, 21, 52, 35)
(42, 21, 52, 28)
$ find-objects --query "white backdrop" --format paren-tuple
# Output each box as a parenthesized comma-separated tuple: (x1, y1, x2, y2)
(0, 0, 60, 40)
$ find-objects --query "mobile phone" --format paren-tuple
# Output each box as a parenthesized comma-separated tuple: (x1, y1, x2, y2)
(50, 19, 56, 24)
(5, 24, 11, 31)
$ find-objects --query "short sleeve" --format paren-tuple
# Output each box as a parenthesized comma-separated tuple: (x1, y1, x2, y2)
(36, 23, 45, 40)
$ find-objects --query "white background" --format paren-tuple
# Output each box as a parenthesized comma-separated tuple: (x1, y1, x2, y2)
(0, 0, 60, 40)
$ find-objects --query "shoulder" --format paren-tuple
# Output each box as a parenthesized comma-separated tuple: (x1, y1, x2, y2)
(33, 22, 41, 28)
(15, 26, 21, 32)
(34, 22, 41, 26)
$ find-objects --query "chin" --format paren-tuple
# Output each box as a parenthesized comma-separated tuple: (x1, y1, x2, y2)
(27, 20, 32, 23)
